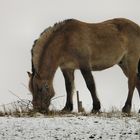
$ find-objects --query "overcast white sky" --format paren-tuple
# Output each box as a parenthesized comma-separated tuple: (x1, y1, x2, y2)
(0, 0, 140, 111)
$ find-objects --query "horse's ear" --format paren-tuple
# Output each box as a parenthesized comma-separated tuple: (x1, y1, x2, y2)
(27, 71, 32, 78)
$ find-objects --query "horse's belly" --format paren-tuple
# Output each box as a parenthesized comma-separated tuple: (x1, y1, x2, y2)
(60, 46, 126, 70)
(91, 63, 115, 71)
(91, 54, 124, 71)
(61, 62, 79, 69)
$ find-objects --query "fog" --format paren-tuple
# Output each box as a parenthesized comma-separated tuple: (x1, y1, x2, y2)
(0, 0, 140, 111)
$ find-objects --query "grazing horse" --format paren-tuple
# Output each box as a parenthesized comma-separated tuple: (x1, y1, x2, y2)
(28, 18, 140, 113)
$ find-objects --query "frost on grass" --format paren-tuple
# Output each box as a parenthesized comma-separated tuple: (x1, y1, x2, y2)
(0, 101, 140, 140)
(0, 114, 140, 140)
(0, 100, 33, 117)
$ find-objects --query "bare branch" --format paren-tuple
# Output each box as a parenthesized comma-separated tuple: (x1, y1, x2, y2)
(51, 95, 65, 101)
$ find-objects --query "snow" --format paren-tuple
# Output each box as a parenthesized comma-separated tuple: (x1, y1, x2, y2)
(0, 115, 139, 140)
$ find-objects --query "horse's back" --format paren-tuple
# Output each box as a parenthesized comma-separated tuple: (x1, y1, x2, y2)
(60, 18, 140, 70)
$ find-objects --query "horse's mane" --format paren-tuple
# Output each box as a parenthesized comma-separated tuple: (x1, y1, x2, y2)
(31, 19, 73, 74)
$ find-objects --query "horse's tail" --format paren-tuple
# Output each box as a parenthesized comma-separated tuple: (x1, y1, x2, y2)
(137, 60, 140, 112)
(137, 59, 140, 93)
(138, 60, 140, 78)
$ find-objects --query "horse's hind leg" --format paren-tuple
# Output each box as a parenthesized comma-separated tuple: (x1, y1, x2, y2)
(136, 60, 140, 113)
(120, 59, 138, 113)
(80, 69, 101, 113)
(61, 68, 75, 112)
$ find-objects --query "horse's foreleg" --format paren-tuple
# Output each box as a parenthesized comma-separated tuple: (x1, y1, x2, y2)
(80, 69, 101, 113)
(61, 68, 75, 112)
(122, 63, 137, 113)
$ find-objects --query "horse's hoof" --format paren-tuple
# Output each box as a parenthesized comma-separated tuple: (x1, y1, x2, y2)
(93, 101, 101, 111)
(122, 105, 131, 114)
(91, 104, 101, 114)
(61, 103, 73, 112)
(61, 109, 71, 113)
(91, 109, 100, 114)
(61, 107, 73, 113)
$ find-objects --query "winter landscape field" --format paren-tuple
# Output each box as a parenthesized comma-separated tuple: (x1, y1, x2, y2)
(0, 101, 139, 140)
(0, 113, 139, 140)
(0, 0, 140, 140)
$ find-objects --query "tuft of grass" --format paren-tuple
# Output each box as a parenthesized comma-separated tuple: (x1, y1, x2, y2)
(0, 100, 33, 117)
(0, 111, 5, 116)
(0, 100, 139, 118)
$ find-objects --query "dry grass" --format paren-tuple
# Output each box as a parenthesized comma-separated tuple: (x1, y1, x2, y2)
(0, 92, 139, 118)
(3, 89, 139, 118)
(0, 100, 139, 118)
(0, 100, 33, 117)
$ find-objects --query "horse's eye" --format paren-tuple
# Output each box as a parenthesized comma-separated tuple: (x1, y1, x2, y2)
(45, 84, 49, 89)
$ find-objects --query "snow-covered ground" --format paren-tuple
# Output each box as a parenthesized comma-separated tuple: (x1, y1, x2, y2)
(0, 114, 139, 140)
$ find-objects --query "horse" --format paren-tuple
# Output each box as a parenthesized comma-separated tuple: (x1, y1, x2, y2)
(28, 18, 140, 113)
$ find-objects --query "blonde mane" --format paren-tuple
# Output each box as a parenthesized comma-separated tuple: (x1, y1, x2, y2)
(31, 20, 68, 73)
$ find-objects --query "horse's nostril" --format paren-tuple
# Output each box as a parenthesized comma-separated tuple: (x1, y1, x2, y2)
(32, 101, 40, 110)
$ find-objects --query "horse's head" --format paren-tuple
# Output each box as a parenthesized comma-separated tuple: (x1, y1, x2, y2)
(27, 72, 54, 113)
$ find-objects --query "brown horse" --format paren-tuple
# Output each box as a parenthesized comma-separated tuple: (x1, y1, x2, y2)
(28, 18, 140, 113)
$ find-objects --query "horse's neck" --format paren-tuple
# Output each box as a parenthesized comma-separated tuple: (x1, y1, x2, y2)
(38, 43, 61, 81)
